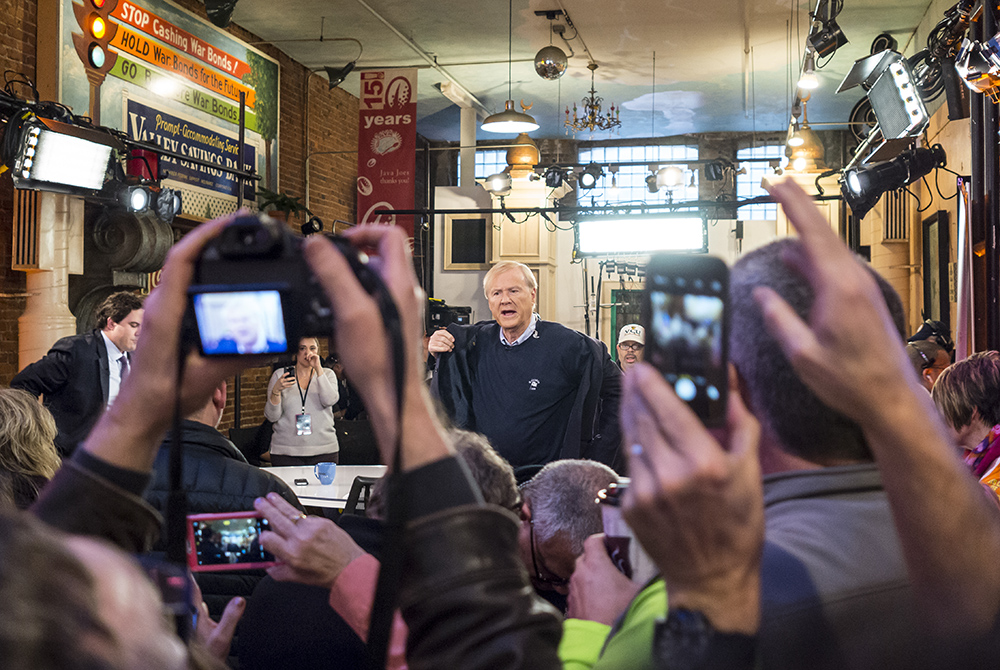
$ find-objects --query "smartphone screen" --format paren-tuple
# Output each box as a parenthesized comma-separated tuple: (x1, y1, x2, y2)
(643, 254, 729, 426)
(186, 512, 275, 572)
(191, 289, 288, 356)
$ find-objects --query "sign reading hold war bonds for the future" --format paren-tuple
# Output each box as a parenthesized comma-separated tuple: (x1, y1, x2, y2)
(357, 68, 418, 237)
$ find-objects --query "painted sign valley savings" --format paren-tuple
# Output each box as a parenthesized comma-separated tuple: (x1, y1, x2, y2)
(109, 2, 255, 108)
(126, 98, 255, 200)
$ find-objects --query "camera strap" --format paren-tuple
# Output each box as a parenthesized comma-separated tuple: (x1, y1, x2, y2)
(165, 349, 192, 642)
(330, 237, 408, 670)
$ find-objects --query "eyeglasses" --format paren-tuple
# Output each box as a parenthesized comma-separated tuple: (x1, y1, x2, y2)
(529, 519, 569, 588)
(619, 341, 644, 351)
(908, 343, 950, 372)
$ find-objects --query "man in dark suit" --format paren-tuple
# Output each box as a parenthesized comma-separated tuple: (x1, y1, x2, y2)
(10, 291, 144, 456)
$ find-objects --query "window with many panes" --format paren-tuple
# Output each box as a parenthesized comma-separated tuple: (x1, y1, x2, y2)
(577, 144, 700, 206)
(456, 149, 509, 181)
(736, 145, 784, 220)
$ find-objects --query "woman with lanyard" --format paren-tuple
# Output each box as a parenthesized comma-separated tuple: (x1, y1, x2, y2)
(265, 337, 341, 465)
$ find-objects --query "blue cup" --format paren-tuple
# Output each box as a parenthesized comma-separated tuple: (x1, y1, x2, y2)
(314, 462, 336, 485)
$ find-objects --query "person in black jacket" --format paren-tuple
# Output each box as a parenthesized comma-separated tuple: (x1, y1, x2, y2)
(143, 380, 303, 619)
(430, 261, 622, 470)
(11, 291, 144, 456)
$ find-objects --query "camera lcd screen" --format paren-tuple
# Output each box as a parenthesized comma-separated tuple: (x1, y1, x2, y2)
(648, 278, 726, 422)
(193, 290, 288, 355)
(189, 516, 273, 568)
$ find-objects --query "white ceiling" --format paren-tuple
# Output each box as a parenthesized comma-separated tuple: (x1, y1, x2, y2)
(230, 0, 933, 142)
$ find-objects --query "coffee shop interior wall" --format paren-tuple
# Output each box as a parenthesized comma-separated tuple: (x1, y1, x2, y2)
(0, 0, 360, 433)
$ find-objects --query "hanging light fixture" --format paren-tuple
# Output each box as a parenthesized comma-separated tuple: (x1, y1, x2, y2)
(798, 51, 819, 90)
(482, 0, 539, 134)
(565, 62, 622, 134)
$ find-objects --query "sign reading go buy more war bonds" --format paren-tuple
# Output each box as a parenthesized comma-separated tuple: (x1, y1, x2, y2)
(59, 0, 280, 198)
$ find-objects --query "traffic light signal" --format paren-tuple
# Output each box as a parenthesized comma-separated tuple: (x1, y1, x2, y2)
(72, 0, 120, 77)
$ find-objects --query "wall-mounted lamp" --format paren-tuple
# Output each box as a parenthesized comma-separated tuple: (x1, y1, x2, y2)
(324, 63, 355, 90)
(841, 144, 946, 219)
(485, 171, 513, 196)
(578, 162, 604, 190)
(655, 165, 685, 189)
(809, 18, 849, 58)
(544, 166, 567, 188)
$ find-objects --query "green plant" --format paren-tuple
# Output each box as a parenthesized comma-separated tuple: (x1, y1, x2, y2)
(256, 188, 313, 220)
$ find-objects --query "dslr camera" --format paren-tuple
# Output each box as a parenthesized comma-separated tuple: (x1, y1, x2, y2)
(185, 212, 338, 356)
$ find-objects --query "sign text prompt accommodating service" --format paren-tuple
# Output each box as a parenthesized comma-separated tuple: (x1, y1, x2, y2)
(126, 98, 255, 200)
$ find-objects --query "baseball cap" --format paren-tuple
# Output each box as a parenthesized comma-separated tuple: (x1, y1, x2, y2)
(618, 324, 644, 345)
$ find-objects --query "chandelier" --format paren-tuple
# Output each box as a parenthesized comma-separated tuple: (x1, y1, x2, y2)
(565, 63, 621, 135)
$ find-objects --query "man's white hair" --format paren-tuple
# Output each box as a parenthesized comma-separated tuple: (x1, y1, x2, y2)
(483, 261, 537, 299)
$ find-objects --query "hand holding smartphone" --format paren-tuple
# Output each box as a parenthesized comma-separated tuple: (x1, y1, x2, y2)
(186, 511, 276, 572)
(642, 253, 729, 427)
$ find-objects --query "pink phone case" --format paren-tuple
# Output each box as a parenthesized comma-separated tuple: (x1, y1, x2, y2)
(186, 510, 277, 572)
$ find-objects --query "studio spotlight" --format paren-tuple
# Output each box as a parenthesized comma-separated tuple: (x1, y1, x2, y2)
(485, 171, 512, 196)
(578, 163, 603, 190)
(645, 173, 659, 194)
(543, 166, 566, 188)
(838, 50, 929, 141)
(841, 144, 946, 220)
(809, 19, 849, 58)
(301, 216, 324, 236)
(121, 185, 152, 212)
(9, 117, 119, 195)
(655, 165, 685, 189)
(153, 188, 182, 224)
(704, 160, 727, 182)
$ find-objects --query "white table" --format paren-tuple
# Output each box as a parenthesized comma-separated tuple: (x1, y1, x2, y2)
(262, 465, 387, 510)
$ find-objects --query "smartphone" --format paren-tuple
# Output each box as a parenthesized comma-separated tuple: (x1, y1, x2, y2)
(283, 365, 295, 378)
(186, 511, 276, 572)
(190, 287, 289, 356)
(642, 253, 729, 427)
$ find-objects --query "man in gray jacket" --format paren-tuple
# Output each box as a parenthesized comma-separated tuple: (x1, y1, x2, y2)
(731, 239, 918, 670)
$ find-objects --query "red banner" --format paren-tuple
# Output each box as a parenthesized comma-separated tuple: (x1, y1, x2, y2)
(356, 69, 417, 236)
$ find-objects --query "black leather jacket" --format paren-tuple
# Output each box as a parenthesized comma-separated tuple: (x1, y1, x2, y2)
(399, 504, 563, 670)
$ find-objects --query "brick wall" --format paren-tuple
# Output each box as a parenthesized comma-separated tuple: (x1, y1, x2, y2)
(170, 0, 358, 432)
(0, 0, 36, 383)
(0, 0, 358, 436)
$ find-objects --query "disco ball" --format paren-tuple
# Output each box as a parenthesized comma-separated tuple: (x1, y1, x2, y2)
(535, 45, 568, 80)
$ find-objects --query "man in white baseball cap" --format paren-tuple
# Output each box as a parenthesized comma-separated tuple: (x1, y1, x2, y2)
(616, 324, 644, 374)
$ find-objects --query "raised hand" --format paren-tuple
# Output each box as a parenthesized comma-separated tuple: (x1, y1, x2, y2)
(621, 364, 763, 634)
(255, 492, 366, 589)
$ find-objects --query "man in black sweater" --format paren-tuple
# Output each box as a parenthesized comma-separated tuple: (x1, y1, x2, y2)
(431, 261, 622, 469)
